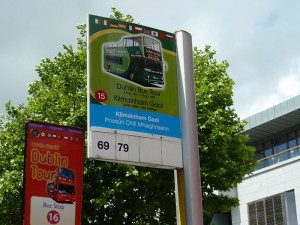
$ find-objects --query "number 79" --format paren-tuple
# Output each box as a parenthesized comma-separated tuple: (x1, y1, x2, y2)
(118, 143, 129, 152)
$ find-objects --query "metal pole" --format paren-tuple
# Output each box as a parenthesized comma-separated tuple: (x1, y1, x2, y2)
(175, 30, 203, 225)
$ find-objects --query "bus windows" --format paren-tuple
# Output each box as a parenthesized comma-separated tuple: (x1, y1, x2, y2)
(126, 38, 134, 47)
(106, 55, 123, 65)
(118, 39, 125, 47)
(124, 37, 141, 47)
(133, 37, 141, 47)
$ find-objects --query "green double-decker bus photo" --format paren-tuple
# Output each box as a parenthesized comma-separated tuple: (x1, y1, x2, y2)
(103, 34, 166, 87)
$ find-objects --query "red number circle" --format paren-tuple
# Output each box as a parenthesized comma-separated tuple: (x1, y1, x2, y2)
(95, 90, 108, 103)
(47, 210, 60, 224)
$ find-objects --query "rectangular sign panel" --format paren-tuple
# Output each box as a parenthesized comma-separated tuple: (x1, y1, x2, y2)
(88, 15, 180, 137)
(23, 121, 84, 225)
(88, 15, 182, 168)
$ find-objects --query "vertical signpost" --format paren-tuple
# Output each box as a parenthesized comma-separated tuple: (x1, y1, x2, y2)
(88, 15, 182, 169)
(176, 31, 203, 225)
(23, 121, 84, 225)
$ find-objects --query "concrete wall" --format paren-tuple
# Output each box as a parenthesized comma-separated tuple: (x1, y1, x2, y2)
(231, 156, 300, 225)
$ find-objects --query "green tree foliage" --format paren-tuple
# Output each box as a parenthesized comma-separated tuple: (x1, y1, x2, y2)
(0, 103, 29, 224)
(194, 46, 256, 220)
(110, 7, 135, 23)
(0, 9, 255, 225)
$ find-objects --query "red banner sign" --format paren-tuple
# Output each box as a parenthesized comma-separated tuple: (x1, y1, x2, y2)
(23, 121, 84, 225)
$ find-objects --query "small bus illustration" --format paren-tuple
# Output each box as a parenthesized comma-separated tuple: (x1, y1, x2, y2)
(103, 34, 166, 87)
(47, 168, 75, 203)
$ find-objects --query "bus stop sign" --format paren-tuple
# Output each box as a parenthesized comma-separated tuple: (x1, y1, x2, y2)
(88, 15, 182, 168)
(23, 121, 84, 225)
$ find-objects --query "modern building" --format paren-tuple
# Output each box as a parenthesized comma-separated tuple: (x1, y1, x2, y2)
(230, 95, 300, 225)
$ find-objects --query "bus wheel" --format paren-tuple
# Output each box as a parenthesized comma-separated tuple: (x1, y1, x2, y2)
(129, 72, 135, 81)
(108, 65, 111, 73)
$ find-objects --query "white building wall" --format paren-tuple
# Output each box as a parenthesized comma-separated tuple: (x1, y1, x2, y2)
(231, 156, 300, 225)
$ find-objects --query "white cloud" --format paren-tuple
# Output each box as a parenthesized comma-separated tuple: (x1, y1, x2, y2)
(278, 59, 300, 97)
(278, 75, 300, 97)
(247, 95, 280, 117)
(238, 58, 300, 119)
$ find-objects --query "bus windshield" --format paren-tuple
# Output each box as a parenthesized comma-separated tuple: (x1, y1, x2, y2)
(143, 36, 162, 61)
(59, 168, 75, 180)
(144, 36, 161, 52)
(58, 183, 75, 195)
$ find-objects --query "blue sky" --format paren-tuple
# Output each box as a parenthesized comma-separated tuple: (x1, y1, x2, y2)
(1, 0, 300, 119)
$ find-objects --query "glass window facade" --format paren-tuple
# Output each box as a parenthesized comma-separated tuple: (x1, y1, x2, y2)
(254, 128, 300, 170)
